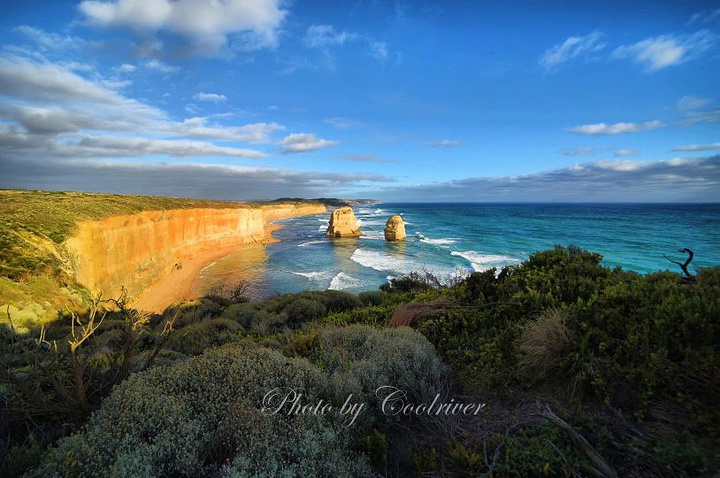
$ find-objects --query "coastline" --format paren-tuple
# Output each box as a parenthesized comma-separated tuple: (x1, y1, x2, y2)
(133, 222, 300, 313)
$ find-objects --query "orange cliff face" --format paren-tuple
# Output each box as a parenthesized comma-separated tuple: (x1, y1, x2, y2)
(63, 203, 326, 311)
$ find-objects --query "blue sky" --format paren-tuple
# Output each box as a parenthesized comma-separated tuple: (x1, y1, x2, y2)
(0, 0, 719, 201)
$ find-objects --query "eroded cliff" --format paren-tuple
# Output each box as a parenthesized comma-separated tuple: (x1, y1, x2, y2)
(64, 203, 326, 310)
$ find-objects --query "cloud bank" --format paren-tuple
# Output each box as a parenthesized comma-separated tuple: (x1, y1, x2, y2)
(376, 157, 720, 203)
(79, 0, 287, 52)
(279, 133, 339, 153)
(569, 120, 664, 135)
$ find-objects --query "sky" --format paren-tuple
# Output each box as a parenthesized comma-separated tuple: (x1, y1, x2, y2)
(0, 0, 719, 202)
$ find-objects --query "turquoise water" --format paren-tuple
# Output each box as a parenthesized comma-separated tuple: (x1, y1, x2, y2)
(195, 204, 720, 298)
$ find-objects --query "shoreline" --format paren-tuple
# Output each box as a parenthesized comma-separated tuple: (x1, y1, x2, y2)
(132, 222, 288, 313)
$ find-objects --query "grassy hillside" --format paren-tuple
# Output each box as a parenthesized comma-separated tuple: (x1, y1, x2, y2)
(1, 246, 718, 476)
(0, 189, 337, 327)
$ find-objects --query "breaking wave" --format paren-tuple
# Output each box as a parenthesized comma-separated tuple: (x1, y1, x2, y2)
(329, 272, 364, 290)
(450, 251, 519, 271)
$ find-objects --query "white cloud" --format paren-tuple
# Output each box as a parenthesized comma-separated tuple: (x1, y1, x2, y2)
(76, 136, 266, 158)
(144, 59, 180, 73)
(304, 24, 358, 48)
(15, 25, 85, 51)
(593, 160, 644, 171)
(79, 0, 287, 52)
(672, 143, 720, 152)
(268, 105, 280, 111)
(338, 154, 393, 163)
(116, 63, 137, 73)
(677, 95, 713, 113)
(689, 7, 720, 25)
(558, 147, 595, 156)
(0, 103, 139, 134)
(324, 117, 364, 129)
(302, 24, 390, 63)
(194, 92, 228, 102)
(0, 54, 129, 104)
(369, 41, 389, 61)
(568, 120, 664, 135)
(540, 31, 605, 70)
(0, 53, 284, 162)
(279, 133, 339, 153)
(173, 117, 283, 143)
(614, 149, 640, 157)
(676, 96, 720, 125)
(427, 140, 461, 148)
(612, 31, 716, 71)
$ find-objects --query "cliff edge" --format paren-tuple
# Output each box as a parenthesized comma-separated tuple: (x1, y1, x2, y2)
(65, 202, 326, 312)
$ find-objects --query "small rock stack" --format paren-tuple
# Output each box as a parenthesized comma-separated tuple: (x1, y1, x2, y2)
(384, 215, 406, 242)
(326, 206, 362, 238)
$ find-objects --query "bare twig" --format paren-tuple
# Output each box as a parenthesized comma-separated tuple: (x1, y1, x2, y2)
(5, 306, 16, 343)
(538, 403, 618, 478)
(142, 308, 179, 370)
(664, 248, 696, 281)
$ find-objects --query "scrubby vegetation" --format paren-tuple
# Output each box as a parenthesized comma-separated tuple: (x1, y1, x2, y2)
(1, 246, 719, 476)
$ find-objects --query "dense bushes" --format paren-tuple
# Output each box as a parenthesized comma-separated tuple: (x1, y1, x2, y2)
(409, 246, 720, 476)
(3, 246, 719, 477)
(28, 343, 373, 477)
(165, 318, 242, 356)
(28, 326, 445, 477)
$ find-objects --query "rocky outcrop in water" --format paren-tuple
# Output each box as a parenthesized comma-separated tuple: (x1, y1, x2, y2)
(384, 215, 406, 242)
(325, 206, 362, 238)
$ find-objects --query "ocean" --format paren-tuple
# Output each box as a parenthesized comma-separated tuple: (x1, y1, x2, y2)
(193, 203, 720, 299)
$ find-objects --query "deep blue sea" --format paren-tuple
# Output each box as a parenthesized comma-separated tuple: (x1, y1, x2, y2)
(194, 204, 720, 299)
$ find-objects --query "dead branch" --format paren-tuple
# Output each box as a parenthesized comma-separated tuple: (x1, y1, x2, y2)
(5, 306, 16, 344)
(538, 403, 618, 478)
(142, 308, 180, 370)
(664, 248, 696, 281)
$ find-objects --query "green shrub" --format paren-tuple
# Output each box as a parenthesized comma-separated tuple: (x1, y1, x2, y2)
(320, 290, 363, 312)
(380, 272, 438, 294)
(283, 297, 327, 326)
(323, 305, 394, 327)
(29, 343, 376, 477)
(496, 424, 585, 477)
(309, 325, 447, 429)
(358, 290, 387, 307)
(565, 268, 720, 429)
(248, 310, 288, 335)
(165, 298, 226, 328)
(166, 318, 242, 356)
(220, 302, 263, 328)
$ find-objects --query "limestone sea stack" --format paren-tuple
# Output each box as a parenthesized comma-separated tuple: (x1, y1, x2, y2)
(326, 206, 362, 238)
(384, 215, 406, 242)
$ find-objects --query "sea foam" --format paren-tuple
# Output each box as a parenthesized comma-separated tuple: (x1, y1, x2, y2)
(298, 240, 326, 247)
(350, 248, 419, 275)
(285, 270, 331, 281)
(329, 272, 364, 290)
(450, 251, 519, 271)
(420, 236, 456, 246)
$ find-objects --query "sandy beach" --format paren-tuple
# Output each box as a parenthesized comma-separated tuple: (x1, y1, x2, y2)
(133, 223, 284, 313)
